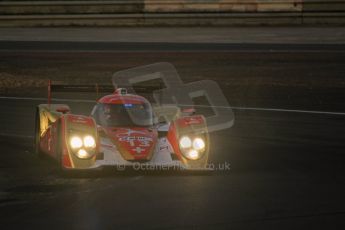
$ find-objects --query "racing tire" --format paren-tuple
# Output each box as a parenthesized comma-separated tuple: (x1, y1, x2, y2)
(55, 120, 74, 177)
(54, 120, 70, 177)
(34, 107, 43, 157)
(55, 120, 65, 172)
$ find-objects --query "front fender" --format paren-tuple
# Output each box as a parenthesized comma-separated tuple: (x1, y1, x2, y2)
(167, 115, 209, 169)
(60, 114, 100, 169)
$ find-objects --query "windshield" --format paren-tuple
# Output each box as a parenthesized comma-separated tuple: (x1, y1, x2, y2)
(92, 103, 153, 127)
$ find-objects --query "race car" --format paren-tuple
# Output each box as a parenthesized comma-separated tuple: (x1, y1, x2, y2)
(34, 81, 210, 171)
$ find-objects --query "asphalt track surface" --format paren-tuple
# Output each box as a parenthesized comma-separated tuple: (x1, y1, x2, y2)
(2, 41, 345, 52)
(1, 42, 345, 229)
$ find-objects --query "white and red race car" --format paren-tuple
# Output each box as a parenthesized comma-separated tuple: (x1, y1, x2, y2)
(34, 83, 209, 171)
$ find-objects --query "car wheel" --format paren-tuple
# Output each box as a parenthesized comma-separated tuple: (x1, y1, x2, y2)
(34, 107, 43, 157)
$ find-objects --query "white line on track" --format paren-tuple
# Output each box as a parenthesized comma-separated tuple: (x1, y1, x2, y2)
(229, 106, 345, 116)
(2, 49, 345, 54)
(1, 96, 345, 116)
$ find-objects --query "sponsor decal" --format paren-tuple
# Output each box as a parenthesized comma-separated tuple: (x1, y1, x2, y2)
(109, 128, 157, 157)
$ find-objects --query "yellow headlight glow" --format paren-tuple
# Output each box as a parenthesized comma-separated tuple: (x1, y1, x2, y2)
(77, 149, 89, 158)
(187, 149, 199, 160)
(193, 138, 205, 151)
(179, 136, 192, 149)
(84, 135, 96, 148)
(70, 136, 83, 149)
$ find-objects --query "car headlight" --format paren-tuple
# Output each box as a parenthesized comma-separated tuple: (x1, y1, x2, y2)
(84, 135, 96, 148)
(76, 149, 92, 159)
(179, 136, 206, 160)
(193, 138, 205, 151)
(69, 134, 96, 159)
(185, 149, 199, 160)
(179, 136, 192, 149)
(70, 136, 83, 149)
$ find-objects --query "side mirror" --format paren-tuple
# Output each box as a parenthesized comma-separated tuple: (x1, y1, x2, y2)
(97, 125, 107, 137)
(153, 105, 181, 123)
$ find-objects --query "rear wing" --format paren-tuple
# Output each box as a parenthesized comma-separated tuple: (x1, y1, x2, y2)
(47, 80, 164, 105)
(47, 80, 114, 105)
